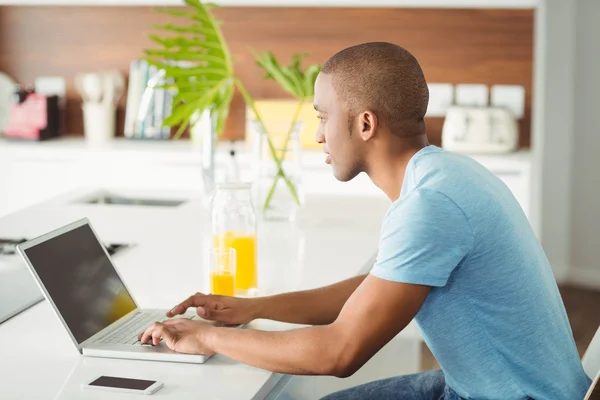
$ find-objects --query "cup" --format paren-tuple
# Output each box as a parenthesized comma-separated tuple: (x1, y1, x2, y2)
(209, 248, 236, 296)
(82, 102, 116, 146)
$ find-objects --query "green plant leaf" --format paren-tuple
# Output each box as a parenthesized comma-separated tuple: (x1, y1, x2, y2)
(280, 67, 304, 97)
(185, 0, 216, 7)
(152, 23, 220, 40)
(172, 89, 212, 105)
(165, 92, 213, 127)
(157, 80, 221, 91)
(213, 83, 234, 135)
(152, 7, 195, 18)
(148, 36, 224, 55)
(290, 53, 308, 73)
(173, 117, 190, 139)
(145, 49, 226, 66)
(253, 51, 321, 100)
(148, 35, 173, 49)
(303, 64, 321, 97)
(254, 51, 298, 96)
(191, 13, 214, 26)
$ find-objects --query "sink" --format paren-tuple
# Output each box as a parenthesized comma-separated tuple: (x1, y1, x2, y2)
(0, 237, 131, 257)
(103, 242, 132, 257)
(0, 238, 27, 256)
(76, 192, 186, 207)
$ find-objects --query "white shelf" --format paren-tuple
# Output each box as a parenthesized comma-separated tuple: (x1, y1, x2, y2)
(0, 0, 539, 8)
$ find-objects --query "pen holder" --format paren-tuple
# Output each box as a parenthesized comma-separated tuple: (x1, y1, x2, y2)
(83, 102, 116, 146)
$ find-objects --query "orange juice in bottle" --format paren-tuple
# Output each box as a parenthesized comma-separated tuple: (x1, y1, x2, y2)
(212, 182, 258, 296)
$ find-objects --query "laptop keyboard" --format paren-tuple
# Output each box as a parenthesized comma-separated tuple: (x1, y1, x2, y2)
(96, 310, 183, 345)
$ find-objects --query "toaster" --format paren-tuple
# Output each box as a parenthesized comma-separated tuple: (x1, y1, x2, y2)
(441, 106, 518, 154)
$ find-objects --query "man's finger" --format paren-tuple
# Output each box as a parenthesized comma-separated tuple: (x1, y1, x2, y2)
(166, 296, 195, 317)
(140, 322, 161, 344)
(196, 306, 209, 319)
(167, 292, 209, 317)
(151, 324, 164, 345)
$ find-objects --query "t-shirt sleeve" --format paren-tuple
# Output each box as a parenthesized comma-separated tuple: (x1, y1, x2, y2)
(370, 189, 474, 287)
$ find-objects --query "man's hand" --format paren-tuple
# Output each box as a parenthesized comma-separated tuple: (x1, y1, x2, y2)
(138, 319, 215, 355)
(167, 292, 257, 325)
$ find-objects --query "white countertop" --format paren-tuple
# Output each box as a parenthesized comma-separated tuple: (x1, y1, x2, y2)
(0, 187, 421, 400)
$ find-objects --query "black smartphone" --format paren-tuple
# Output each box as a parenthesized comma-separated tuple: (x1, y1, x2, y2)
(83, 376, 163, 395)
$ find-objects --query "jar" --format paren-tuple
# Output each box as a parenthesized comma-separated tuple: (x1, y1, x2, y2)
(251, 120, 304, 222)
(211, 182, 258, 296)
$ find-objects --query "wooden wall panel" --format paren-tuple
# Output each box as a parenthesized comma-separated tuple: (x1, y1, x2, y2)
(0, 6, 533, 147)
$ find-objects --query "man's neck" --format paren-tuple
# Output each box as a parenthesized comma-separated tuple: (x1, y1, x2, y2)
(366, 137, 428, 202)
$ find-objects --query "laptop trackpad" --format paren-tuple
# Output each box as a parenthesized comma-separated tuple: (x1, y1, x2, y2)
(137, 341, 173, 354)
(90, 341, 176, 354)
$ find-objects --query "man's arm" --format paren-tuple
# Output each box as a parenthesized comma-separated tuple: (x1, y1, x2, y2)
(253, 274, 367, 325)
(168, 274, 367, 326)
(206, 275, 429, 377)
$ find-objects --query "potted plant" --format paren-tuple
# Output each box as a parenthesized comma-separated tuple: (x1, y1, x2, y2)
(144, 0, 320, 219)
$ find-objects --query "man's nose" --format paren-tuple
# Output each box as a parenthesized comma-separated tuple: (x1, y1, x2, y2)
(315, 128, 325, 144)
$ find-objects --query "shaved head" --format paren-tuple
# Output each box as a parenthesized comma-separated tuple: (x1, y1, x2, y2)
(321, 42, 429, 138)
(314, 42, 430, 183)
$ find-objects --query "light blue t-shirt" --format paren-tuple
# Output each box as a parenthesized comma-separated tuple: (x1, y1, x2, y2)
(370, 146, 591, 400)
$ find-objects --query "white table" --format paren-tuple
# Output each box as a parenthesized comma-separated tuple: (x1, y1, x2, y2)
(0, 188, 423, 400)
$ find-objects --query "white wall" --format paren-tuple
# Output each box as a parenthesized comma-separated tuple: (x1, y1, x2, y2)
(532, 0, 576, 282)
(569, 0, 600, 288)
(535, 0, 600, 287)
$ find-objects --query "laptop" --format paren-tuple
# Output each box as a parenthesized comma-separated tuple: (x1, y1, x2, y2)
(16, 218, 211, 364)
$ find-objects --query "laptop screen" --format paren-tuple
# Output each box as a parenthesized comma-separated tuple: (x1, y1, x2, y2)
(23, 223, 136, 344)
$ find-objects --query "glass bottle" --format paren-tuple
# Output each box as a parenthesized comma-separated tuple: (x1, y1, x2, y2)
(251, 120, 304, 222)
(211, 182, 258, 297)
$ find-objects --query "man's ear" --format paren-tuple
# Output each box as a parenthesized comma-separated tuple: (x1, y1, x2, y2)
(359, 111, 377, 142)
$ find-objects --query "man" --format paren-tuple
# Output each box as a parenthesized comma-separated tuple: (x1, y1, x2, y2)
(140, 42, 591, 399)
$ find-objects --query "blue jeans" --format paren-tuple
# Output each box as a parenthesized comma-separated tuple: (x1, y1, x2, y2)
(321, 370, 462, 400)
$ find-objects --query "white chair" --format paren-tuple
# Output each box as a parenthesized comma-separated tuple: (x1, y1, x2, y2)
(582, 325, 600, 379)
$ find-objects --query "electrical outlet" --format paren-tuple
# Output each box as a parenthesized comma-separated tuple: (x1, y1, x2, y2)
(491, 85, 525, 119)
(455, 84, 489, 107)
(426, 83, 454, 117)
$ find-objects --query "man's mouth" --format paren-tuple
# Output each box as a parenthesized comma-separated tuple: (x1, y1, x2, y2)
(325, 154, 332, 164)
